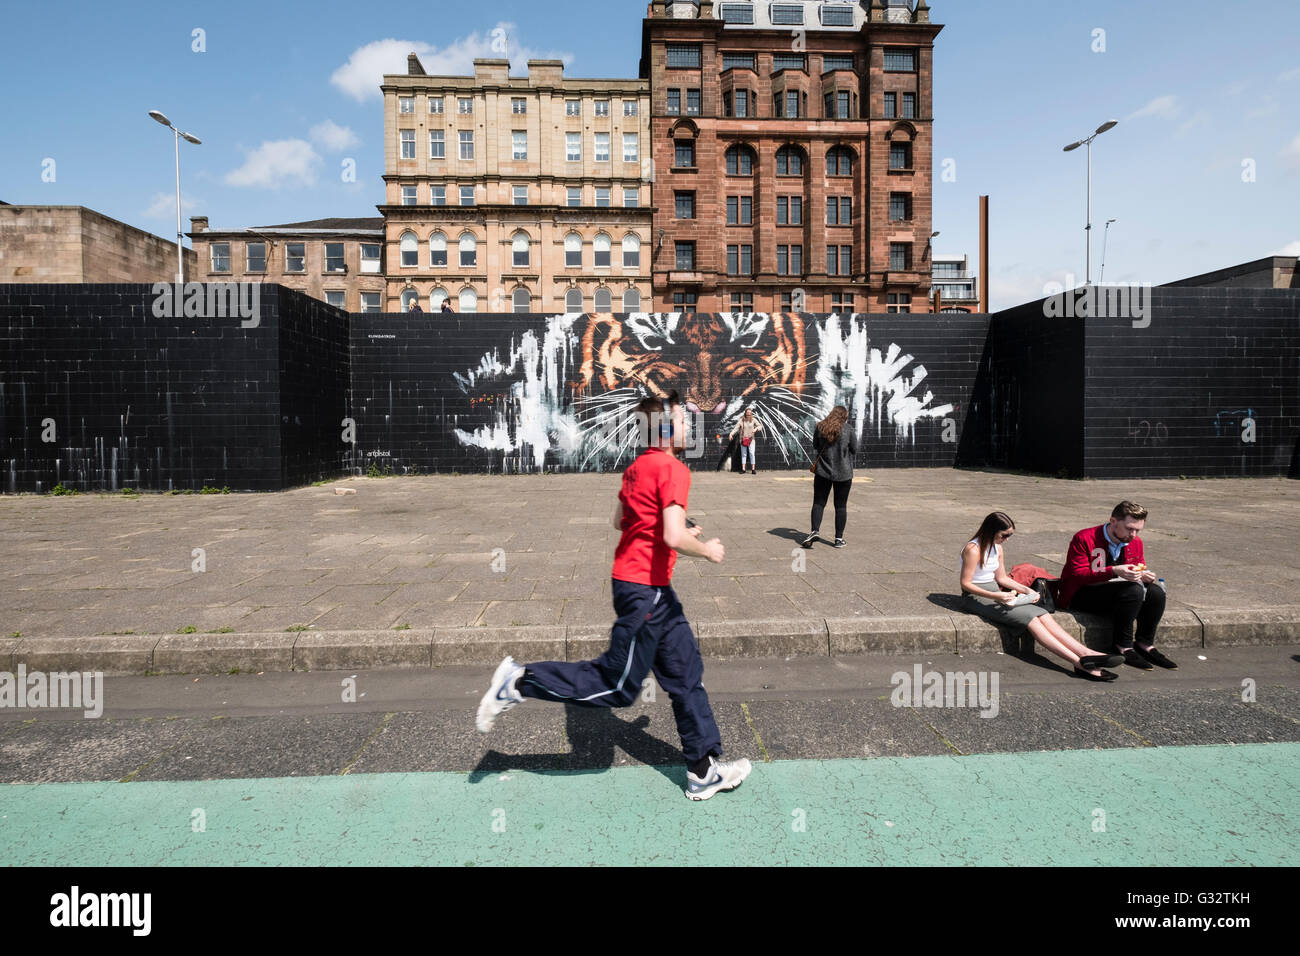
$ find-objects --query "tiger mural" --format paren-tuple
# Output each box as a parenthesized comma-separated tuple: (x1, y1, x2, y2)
(452, 312, 953, 472)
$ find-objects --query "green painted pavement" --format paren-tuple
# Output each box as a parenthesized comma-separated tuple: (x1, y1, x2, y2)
(3, 743, 1297, 866)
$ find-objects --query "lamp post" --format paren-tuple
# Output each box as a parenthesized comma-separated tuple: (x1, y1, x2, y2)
(1063, 119, 1117, 286)
(1100, 218, 1117, 284)
(148, 110, 201, 284)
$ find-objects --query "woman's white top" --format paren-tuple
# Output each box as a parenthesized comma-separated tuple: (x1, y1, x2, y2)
(963, 540, 999, 586)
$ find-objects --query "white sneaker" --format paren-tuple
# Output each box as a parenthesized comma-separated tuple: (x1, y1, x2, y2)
(685, 755, 753, 801)
(476, 656, 525, 733)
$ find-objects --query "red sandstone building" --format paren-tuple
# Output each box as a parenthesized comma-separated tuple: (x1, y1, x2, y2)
(641, 0, 940, 312)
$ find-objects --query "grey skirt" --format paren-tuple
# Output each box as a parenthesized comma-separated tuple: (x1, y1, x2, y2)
(961, 591, 1049, 633)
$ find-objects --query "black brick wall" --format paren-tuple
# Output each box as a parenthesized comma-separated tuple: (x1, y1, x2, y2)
(275, 287, 351, 487)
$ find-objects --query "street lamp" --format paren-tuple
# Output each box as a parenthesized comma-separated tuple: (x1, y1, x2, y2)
(148, 110, 202, 284)
(1100, 218, 1118, 284)
(1063, 119, 1117, 285)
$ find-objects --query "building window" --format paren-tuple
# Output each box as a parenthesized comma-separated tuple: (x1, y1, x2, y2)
(771, 4, 804, 25)
(902, 92, 916, 119)
(513, 185, 528, 205)
(623, 132, 638, 163)
(429, 96, 444, 114)
(726, 244, 753, 276)
(889, 243, 910, 271)
(623, 187, 639, 208)
(666, 89, 681, 115)
(675, 191, 695, 219)
(730, 292, 754, 310)
(822, 54, 854, 71)
(623, 234, 640, 268)
(594, 234, 611, 268)
(458, 96, 473, 113)
(675, 140, 695, 168)
(459, 233, 477, 268)
(245, 242, 266, 272)
(827, 145, 853, 176)
(510, 288, 530, 313)
(623, 99, 638, 116)
(732, 89, 750, 117)
(400, 232, 418, 268)
(595, 187, 610, 207)
(722, 52, 756, 71)
(594, 100, 610, 117)
(325, 290, 346, 308)
(459, 131, 474, 160)
(400, 130, 415, 159)
(830, 292, 854, 310)
(720, 3, 755, 25)
(890, 141, 913, 170)
(566, 99, 581, 116)
(566, 132, 581, 162)
(779, 90, 798, 117)
(460, 186, 475, 206)
(887, 292, 912, 313)
(401, 185, 417, 206)
(512, 232, 530, 268)
(360, 243, 381, 273)
(623, 287, 641, 311)
(325, 243, 345, 273)
(776, 195, 803, 225)
(667, 44, 702, 68)
(567, 187, 582, 207)
(726, 195, 753, 225)
(459, 288, 477, 313)
(566, 288, 583, 311)
(934, 262, 963, 278)
(399, 96, 413, 114)
(512, 131, 527, 160)
(890, 192, 912, 221)
(776, 145, 804, 176)
(726, 144, 755, 175)
(884, 49, 917, 73)
(432, 185, 446, 205)
(686, 89, 701, 115)
(565, 233, 582, 268)
(594, 287, 612, 312)
(884, 92, 897, 119)
(361, 292, 381, 313)
(210, 243, 230, 272)
(511, 97, 527, 114)
(430, 130, 445, 159)
(594, 132, 610, 162)
(285, 242, 305, 273)
(672, 291, 699, 308)
(400, 289, 418, 313)
(772, 54, 805, 72)
(830, 90, 850, 119)
(431, 288, 448, 311)
(827, 196, 852, 225)
(430, 232, 447, 267)
(675, 242, 695, 271)
(827, 245, 851, 276)
(777, 244, 802, 275)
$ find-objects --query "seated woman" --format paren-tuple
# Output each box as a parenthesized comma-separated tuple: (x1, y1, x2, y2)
(960, 512, 1125, 682)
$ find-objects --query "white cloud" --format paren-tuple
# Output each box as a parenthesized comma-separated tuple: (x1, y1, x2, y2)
(310, 120, 360, 152)
(1127, 95, 1178, 121)
(1278, 66, 1300, 83)
(1274, 240, 1300, 256)
(330, 24, 574, 102)
(143, 191, 200, 219)
(224, 139, 322, 188)
(1177, 110, 1210, 134)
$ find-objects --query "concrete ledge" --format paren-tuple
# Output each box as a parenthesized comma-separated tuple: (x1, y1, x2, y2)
(697, 619, 829, 657)
(431, 626, 565, 666)
(829, 616, 956, 655)
(0, 639, 18, 672)
(1194, 606, 1300, 646)
(950, 613, 1007, 654)
(566, 624, 611, 662)
(294, 630, 433, 671)
(1147, 609, 1204, 647)
(154, 632, 298, 674)
(13, 636, 159, 675)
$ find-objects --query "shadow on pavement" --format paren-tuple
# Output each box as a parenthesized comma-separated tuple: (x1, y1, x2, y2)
(468, 705, 685, 787)
(767, 527, 810, 543)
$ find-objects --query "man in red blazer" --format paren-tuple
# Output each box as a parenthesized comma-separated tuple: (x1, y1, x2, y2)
(1056, 501, 1177, 669)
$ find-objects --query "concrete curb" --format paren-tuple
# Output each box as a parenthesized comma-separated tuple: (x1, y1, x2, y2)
(6, 605, 1300, 675)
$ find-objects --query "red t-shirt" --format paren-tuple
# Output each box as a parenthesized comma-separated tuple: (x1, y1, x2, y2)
(611, 448, 691, 586)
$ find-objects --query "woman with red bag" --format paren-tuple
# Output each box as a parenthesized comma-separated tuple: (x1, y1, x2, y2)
(729, 408, 762, 475)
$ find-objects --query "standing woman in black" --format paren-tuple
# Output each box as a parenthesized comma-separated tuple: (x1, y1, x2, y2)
(802, 405, 856, 549)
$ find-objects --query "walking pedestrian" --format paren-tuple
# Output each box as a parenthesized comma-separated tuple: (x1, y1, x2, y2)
(476, 394, 753, 801)
(801, 405, 856, 549)
(729, 408, 763, 475)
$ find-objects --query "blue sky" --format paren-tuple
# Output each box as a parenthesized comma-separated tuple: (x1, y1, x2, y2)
(3, 0, 1297, 309)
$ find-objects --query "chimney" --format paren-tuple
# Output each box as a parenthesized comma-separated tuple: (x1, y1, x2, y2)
(979, 195, 990, 313)
(915, 0, 930, 23)
(407, 52, 426, 75)
(190, 216, 208, 234)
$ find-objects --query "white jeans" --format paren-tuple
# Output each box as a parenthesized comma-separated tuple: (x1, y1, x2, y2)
(740, 442, 755, 468)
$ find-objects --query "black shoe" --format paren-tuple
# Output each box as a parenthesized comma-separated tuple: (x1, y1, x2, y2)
(1115, 646, 1154, 670)
(801, 532, 818, 549)
(1074, 665, 1119, 682)
(1079, 653, 1126, 670)
(833, 538, 846, 548)
(1136, 645, 1178, 669)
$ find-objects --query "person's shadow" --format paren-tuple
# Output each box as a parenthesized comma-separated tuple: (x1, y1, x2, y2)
(468, 705, 685, 787)
(925, 592, 1073, 677)
(768, 527, 809, 543)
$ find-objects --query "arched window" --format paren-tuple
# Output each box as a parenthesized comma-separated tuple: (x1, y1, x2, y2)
(622, 287, 641, 311)
(565, 232, 582, 268)
(458, 287, 477, 313)
(400, 288, 418, 311)
(431, 288, 448, 311)
(594, 287, 612, 313)
(776, 145, 805, 176)
(512, 231, 530, 269)
(827, 146, 854, 177)
(593, 234, 611, 268)
(725, 144, 755, 175)
(429, 232, 447, 267)
(458, 232, 477, 268)
(400, 231, 418, 267)
(512, 288, 531, 313)
(622, 234, 640, 268)
(565, 288, 583, 312)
